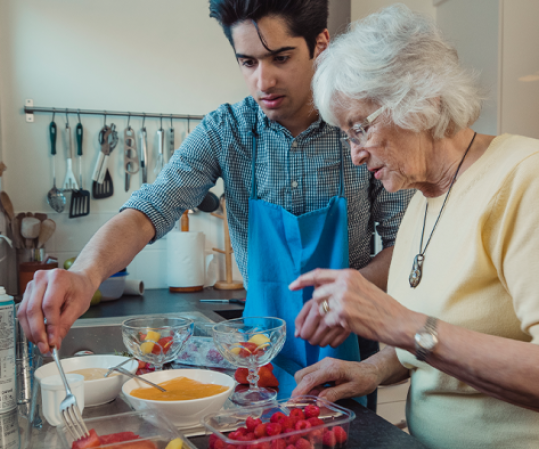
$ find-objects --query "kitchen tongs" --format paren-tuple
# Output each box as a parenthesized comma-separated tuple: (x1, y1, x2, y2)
(92, 124, 117, 199)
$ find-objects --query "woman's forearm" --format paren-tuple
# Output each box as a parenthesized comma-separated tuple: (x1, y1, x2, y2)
(362, 345, 410, 386)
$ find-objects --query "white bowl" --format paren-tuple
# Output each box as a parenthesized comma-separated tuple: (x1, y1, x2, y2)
(122, 369, 234, 428)
(99, 275, 127, 301)
(35, 355, 138, 407)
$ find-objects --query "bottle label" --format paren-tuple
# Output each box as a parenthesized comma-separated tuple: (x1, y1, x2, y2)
(0, 304, 16, 413)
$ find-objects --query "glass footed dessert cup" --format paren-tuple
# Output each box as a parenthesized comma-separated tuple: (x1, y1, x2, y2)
(212, 316, 286, 405)
(122, 317, 194, 371)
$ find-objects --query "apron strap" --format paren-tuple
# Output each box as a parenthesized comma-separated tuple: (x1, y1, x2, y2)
(249, 130, 258, 200)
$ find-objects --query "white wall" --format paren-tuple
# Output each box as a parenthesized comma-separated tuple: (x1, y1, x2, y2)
(351, 0, 435, 21)
(436, 0, 500, 135)
(0, 0, 250, 292)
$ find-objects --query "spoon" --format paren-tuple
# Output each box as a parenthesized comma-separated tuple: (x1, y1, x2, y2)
(47, 120, 66, 213)
(111, 366, 166, 392)
(104, 358, 135, 378)
(36, 218, 56, 249)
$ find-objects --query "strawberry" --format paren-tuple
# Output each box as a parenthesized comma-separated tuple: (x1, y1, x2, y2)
(266, 423, 282, 436)
(289, 409, 305, 422)
(254, 424, 268, 439)
(295, 438, 311, 449)
(270, 412, 286, 424)
(234, 368, 249, 384)
(322, 431, 336, 448)
(303, 405, 320, 419)
(307, 418, 324, 428)
(246, 417, 262, 432)
(332, 426, 347, 445)
(258, 366, 279, 388)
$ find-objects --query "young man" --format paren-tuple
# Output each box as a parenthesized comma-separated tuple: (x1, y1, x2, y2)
(17, 0, 412, 410)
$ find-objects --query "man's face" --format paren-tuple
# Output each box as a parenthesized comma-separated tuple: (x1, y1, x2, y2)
(231, 16, 328, 135)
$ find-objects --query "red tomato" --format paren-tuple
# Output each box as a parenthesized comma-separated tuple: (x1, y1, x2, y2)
(72, 429, 101, 449)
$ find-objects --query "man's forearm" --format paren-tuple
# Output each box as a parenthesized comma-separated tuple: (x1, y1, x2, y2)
(358, 246, 393, 291)
(70, 209, 156, 289)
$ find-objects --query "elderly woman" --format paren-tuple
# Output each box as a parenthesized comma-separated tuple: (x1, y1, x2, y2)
(289, 5, 539, 449)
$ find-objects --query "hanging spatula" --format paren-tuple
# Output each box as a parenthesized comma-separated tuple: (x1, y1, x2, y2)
(69, 122, 90, 217)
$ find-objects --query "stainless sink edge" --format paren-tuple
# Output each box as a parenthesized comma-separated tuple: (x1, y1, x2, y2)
(72, 311, 216, 327)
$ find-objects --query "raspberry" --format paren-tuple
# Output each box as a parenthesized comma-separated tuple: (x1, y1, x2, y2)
(254, 423, 268, 439)
(304, 405, 320, 419)
(252, 442, 270, 449)
(289, 409, 305, 422)
(332, 426, 347, 444)
(270, 439, 286, 449)
(294, 421, 311, 432)
(226, 445, 237, 449)
(322, 431, 336, 448)
(285, 431, 300, 445)
(236, 427, 248, 436)
(245, 433, 256, 441)
(266, 423, 283, 436)
(228, 432, 239, 440)
(270, 412, 287, 423)
(209, 434, 219, 449)
(286, 445, 296, 449)
(308, 429, 324, 445)
(295, 438, 311, 449)
(307, 417, 324, 428)
(214, 439, 226, 449)
(246, 417, 263, 432)
(237, 435, 251, 442)
(278, 417, 294, 430)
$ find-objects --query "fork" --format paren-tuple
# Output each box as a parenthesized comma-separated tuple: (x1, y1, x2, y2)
(51, 347, 90, 442)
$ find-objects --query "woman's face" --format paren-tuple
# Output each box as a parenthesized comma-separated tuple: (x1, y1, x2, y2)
(334, 98, 431, 193)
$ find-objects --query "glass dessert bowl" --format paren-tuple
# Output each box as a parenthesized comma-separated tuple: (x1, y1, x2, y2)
(212, 316, 286, 405)
(122, 316, 194, 371)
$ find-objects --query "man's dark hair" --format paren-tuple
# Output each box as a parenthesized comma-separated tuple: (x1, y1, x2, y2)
(209, 0, 329, 58)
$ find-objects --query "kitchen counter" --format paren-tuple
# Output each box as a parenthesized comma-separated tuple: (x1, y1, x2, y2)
(81, 287, 247, 323)
(67, 288, 428, 449)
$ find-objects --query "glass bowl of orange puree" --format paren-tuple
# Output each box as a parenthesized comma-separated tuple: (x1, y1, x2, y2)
(122, 368, 235, 428)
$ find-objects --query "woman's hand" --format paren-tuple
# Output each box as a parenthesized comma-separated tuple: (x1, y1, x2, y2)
(292, 357, 379, 402)
(290, 268, 420, 349)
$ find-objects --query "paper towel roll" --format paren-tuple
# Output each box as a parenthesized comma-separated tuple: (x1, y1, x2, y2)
(124, 279, 144, 296)
(167, 231, 206, 288)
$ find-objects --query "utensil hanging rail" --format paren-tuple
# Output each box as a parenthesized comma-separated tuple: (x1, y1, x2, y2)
(24, 104, 204, 122)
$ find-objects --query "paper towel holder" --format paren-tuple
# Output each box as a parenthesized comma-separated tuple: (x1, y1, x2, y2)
(211, 197, 244, 291)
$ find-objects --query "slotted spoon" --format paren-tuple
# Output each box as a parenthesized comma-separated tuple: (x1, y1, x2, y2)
(47, 121, 66, 213)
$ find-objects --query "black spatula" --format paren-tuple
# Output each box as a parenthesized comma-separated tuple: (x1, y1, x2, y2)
(92, 169, 114, 199)
(69, 122, 91, 218)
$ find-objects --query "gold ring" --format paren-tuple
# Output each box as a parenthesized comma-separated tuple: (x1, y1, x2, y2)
(322, 300, 330, 315)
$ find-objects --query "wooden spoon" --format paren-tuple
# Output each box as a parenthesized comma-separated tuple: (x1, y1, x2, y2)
(37, 219, 56, 249)
(0, 191, 15, 222)
(21, 217, 40, 249)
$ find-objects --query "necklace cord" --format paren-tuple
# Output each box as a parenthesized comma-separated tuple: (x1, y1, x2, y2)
(418, 131, 477, 255)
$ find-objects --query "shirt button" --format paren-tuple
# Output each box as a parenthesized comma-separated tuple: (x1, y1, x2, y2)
(291, 180, 298, 188)
(292, 141, 298, 148)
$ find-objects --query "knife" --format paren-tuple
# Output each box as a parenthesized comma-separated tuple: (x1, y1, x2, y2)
(199, 299, 245, 305)
(139, 128, 148, 184)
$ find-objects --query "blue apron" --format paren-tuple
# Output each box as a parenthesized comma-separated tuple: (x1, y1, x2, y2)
(244, 130, 365, 406)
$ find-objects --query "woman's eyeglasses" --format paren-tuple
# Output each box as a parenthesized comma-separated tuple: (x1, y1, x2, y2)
(341, 106, 385, 149)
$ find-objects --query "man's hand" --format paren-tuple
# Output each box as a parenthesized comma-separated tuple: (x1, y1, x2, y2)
(294, 299, 351, 348)
(292, 357, 379, 402)
(17, 269, 97, 354)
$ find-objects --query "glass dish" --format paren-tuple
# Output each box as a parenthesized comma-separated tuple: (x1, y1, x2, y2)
(57, 410, 197, 449)
(212, 317, 286, 405)
(122, 316, 194, 371)
(202, 395, 356, 449)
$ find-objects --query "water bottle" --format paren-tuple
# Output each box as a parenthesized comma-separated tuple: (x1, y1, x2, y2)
(0, 286, 16, 414)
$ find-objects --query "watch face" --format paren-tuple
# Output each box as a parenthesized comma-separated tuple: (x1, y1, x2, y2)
(415, 332, 438, 350)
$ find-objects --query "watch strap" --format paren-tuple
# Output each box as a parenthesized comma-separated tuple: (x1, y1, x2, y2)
(415, 316, 438, 361)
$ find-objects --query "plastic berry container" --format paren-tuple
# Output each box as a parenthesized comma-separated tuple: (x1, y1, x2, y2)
(57, 410, 197, 449)
(202, 395, 356, 449)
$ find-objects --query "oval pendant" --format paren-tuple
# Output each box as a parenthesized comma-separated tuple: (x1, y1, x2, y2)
(409, 254, 424, 288)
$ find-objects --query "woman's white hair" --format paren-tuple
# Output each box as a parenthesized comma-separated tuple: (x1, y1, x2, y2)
(313, 4, 482, 139)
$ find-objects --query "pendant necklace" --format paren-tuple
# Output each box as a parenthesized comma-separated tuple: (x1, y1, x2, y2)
(409, 132, 477, 288)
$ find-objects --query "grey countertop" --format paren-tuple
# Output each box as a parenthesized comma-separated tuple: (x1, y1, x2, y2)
(81, 287, 246, 323)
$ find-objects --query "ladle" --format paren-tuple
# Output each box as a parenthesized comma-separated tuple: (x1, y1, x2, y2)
(47, 120, 66, 213)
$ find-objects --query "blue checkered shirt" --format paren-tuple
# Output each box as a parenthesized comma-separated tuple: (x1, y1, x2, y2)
(122, 97, 413, 285)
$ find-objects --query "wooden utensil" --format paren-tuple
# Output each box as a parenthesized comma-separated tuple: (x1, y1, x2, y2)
(0, 191, 14, 222)
(212, 197, 243, 290)
(37, 219, 56, 249)
(21, 217, 40, 249)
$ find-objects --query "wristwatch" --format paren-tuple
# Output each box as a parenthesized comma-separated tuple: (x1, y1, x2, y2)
(414, 316, 438, 361)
